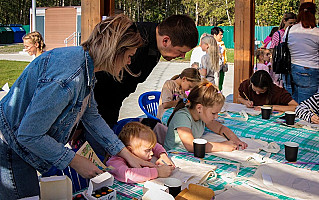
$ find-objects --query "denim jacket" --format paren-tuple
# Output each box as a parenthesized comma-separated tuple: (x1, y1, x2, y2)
(0, 46, 124, 174)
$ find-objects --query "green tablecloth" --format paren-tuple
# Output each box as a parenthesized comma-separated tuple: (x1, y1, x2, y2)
(111, 108, 319, 200)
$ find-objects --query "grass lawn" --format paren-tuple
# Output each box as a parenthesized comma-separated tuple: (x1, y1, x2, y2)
(0, 60, 29, 87)
(0, 44, 24, 54)
(160, 48, 234, 63)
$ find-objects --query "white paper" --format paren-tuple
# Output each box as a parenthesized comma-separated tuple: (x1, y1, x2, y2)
(222, 102, 261, 116)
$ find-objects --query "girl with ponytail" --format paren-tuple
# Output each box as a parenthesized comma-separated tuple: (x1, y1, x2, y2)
(157, 67, 201, 119)
(164, 80, 247, 152)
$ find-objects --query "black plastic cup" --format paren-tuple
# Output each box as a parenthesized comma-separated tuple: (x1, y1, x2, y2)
(284, 142, 299, 162)
(164, 178, 182, 197)
(261, 106, 272, 119)
(285, 111, 296, 125)
(193, 138, 207, 158)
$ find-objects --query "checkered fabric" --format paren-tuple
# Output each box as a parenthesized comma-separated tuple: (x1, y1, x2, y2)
(107, 109, 319, 199)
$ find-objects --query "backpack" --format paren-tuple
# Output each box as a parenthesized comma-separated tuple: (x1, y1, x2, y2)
(272, 26, 295, 93)
(272, 26, 292, 75)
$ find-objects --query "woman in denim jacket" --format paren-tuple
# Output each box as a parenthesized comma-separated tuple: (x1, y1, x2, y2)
(0, 14, 154, 199)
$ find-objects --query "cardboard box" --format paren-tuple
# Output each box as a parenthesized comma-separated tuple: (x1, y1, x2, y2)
(40, 175, 72, 200)
(84, 172, 116, 200)
(175, 184, 215, 200)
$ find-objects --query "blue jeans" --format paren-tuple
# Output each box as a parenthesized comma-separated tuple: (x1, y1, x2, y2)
(0, 139, 40, 199)
(283, 64, 319, 104)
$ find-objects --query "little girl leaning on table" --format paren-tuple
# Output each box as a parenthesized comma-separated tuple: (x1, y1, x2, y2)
(106, 122, 174, 183)
(164, 80, 248, 152)
(157, 67, 202, 120)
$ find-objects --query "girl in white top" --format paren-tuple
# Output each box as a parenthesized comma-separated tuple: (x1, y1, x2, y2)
(283, 2, 319, 103)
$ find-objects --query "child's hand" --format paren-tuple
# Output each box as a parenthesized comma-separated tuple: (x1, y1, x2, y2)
(234, 140, 248, 150)
(219, 141, 237, 152)
(156, 153, 175, 168)
(254, 106, 261, 111)
(156, 165, 174, 178)
(311, 114, 319, 124)
(244, 100, 254, 108)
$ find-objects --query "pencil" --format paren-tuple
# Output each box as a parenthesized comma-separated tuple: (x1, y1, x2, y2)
(162, 160, 168, 166)
(243, 91, 250, 102)
(310, 109, 318, 117)
(222, 133, 230, 141)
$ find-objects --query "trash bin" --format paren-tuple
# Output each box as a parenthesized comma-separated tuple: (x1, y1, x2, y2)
(10, 24, 26, 43)
(0, 26, 14, 44)
(0, 27, 5, 44)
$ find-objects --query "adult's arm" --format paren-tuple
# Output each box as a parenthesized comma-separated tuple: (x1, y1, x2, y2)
(17, 81, 79, 171)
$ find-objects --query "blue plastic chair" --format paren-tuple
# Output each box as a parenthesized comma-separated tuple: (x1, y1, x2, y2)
(138, 91, 161, 122)
(112, 117, 140, 135)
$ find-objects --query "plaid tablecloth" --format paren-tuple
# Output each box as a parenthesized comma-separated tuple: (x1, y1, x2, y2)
(110, 108, 319, 200)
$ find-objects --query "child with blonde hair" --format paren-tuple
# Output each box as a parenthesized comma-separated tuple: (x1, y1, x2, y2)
(106, 122, 174, 183)
(164, 81, 248, 152)
(199, 36, 220, 85)
(254, 48, 270, 73)
(157, 68, 201, 120)
(22, 31, 46, 57)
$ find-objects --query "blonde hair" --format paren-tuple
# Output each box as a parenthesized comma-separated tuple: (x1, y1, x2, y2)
(255, 48, 265, 62)
(23, 31, 46, 52)
(201, 36, 219, 72)
(82, 14, 144, 81)
(198, 33, 208, 46)
(170, 68, 201, 83)
(118, 122, 157, 149)
(168, 80, 225, 125)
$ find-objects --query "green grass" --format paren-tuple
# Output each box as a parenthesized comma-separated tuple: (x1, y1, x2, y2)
(160, 48, 234, 63)
(0, 44, 24, 54)
(226, 49, 234, 63)
(0, 60, 29, 87)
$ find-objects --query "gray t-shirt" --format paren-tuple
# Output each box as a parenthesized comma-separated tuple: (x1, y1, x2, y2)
(200, 54, 216, 84)
(164, 107, 205, 151)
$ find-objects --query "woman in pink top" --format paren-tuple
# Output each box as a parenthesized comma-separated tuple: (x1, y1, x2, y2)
(106, 122, 174, 183)
(269, 12, 296, 49)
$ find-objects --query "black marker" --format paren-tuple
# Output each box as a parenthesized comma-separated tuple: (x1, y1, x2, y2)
(222, 133, 230, 141)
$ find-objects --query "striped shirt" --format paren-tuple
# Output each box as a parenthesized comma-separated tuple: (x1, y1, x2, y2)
(296, 93, 319, 123)
(269, 29, 285, 49)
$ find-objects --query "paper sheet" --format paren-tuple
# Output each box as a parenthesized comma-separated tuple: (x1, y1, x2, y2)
(248, 163, 319, 199)
(150, 157, 217, 190)
(202, 133, 265, 163)
(215, 184, 277, 200)
(221, 102, 261, 116)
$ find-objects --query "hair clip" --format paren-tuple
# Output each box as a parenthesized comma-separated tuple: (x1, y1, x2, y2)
(206, 82, 213, 87)
(217, 91, 222, 94)
(183, 98, 190, 104)
(304, 8, 308, 12)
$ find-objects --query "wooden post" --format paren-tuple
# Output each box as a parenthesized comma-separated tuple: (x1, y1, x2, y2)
(233, 0, 255, 102)
(81, 0, 114, 43)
